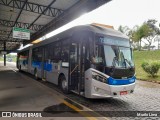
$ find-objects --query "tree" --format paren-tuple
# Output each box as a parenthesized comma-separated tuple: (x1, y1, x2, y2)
(139, 23, 153, 50)
(118, 19, 160, 50)
(118, 25, 130, 36)
(130, 20, 158, 51)
(154, 36, 160, 49)
(143, 19, 160, 50)
(155, 21, 160, 49)
(130, 25, 146, 50)
(118, 25, 135, 48)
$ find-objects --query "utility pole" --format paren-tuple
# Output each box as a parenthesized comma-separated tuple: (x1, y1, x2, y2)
(4, 42, 6, 66)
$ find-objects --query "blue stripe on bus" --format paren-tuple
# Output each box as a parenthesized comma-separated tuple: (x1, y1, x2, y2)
(32, 61, 41, 69)
(32, 61, 52, 71)
(107, 76, 136, 85)
(44, 63, 52, 71)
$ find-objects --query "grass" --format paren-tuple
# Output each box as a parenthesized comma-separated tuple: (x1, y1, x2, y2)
(0, 56, 17, 62)
(0, 57, 3, 61)
(134, 50, 160, 81)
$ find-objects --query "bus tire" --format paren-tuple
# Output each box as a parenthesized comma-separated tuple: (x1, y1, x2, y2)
(34, 68, 38, 80)
(59, 75, 69, 94)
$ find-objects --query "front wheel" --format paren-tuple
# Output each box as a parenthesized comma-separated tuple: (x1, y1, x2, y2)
(60, 76, 69, 94)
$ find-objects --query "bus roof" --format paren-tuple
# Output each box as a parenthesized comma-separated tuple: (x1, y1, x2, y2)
(19, 24, 128, 52)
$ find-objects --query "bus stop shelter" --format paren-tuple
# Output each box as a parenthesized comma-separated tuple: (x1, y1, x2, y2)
(0, 0, 111, 66)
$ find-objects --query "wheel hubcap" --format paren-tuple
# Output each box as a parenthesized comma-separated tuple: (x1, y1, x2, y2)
(62, 80, 67, 89)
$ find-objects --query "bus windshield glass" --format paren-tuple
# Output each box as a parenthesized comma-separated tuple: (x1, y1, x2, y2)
(95, 36, 134, 68)
(104, 45, 134, 68)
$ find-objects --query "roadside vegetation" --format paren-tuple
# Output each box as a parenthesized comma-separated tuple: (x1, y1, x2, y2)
(0, 57, 3, 61)
(119, 19, 160, 81)
(0, 54, 17, 62)
(134, 50, 160, 81)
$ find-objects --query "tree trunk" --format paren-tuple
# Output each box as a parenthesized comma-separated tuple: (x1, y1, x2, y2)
(139, 40, 141, 51)
(148, 42, 151, 51)
(158, 39, 160, 49)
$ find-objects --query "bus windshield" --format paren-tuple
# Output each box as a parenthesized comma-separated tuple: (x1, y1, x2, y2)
(104, 45, 134, 68)
(94, 36, 134, 68)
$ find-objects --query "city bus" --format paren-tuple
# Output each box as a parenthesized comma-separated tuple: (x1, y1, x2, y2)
(17, 24, 136, 98)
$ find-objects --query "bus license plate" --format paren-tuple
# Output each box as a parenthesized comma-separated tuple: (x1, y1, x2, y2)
(120, 91, 128, 95)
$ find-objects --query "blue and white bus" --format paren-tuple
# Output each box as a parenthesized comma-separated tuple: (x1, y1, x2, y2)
(17, 24, 136, 98)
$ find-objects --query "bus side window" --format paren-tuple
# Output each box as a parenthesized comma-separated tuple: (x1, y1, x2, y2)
(19, 51, 29, 65)
(61, 40, 69, 62)
(46, 44, 53, 60)
(92, 45, 103, 64)
(32, 47, 42, 62)
(53, 42, 61, 62)
(70, 44, 77, 63)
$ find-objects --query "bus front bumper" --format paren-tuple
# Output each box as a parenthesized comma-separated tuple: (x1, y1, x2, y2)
(88, 79, 136, 98)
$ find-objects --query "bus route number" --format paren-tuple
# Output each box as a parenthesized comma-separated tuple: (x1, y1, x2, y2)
(97, 37, 104, 43)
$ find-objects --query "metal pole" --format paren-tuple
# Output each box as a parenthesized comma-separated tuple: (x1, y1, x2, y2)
(4, 42, 6, 66)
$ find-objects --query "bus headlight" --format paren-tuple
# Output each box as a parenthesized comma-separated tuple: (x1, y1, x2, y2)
(92, 71, 107, 83)
(129, 79, 135, 83)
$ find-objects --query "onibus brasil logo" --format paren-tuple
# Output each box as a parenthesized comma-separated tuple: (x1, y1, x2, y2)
(2, 112, 42, 117)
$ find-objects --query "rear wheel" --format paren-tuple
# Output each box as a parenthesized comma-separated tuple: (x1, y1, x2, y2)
(59, 75, 69, 94)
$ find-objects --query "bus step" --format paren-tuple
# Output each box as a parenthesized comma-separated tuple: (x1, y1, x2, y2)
(42, 78, 46, 81)
(71, 90, 85, 96)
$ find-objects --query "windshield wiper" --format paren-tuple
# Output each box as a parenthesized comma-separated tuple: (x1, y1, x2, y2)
(124, 59, 132, 68)
(112, 57, 118, 68)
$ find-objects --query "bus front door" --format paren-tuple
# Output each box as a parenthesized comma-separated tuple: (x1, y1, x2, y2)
(42, 47, 47, 80)
(69, 42, 85, 94)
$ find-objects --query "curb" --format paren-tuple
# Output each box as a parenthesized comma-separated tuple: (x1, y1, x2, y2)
(137, 78, 160, 84)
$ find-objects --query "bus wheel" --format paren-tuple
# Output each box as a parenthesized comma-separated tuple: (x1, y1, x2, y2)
(60, 76, 68, 94)
(34, 69, 38, 80)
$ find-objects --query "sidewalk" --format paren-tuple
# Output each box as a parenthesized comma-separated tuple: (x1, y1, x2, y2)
(0, 62, 107, 120)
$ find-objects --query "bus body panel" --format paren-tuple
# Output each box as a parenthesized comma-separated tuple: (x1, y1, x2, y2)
(17, 24, 136, 98)
(46, 62, 61, 84)
(17, 47, 30, 72)
(30, 66, 34, 75)
(85, 68, 136, 98)
(28, 47, 32, 73)
(46, 62, 69, 85)
(37, 67, 42, 78)
(90, 81, 135, 98)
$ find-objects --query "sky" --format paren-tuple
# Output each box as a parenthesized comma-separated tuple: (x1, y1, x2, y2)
(92, 0, 160, 29)
(18, 0, 160, 51)
(43, 0, 160, 39)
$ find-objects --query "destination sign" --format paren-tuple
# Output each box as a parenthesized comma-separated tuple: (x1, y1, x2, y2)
(96, 36, 130, 47)
(13, 27, 30, 40)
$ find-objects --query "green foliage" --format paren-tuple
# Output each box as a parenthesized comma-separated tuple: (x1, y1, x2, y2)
(134, 50, 160, 81)
(131, 30, 140, 42)
(118, 25, 124, 33)
(118, 25, 131, 37)
(0, 54, 17, 62)
(132, 24, 152, 42)
(139, 23, 153, 38)
(146, 19, 160, 35)
(118, 20, 160, 51)
(0, 57, 3, 61)
(141, 61, 160, 77)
